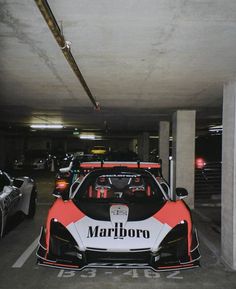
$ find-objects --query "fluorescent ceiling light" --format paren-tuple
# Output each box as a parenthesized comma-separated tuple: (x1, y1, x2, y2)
(30, 124, 63, 129)
(209, 125, 222, 132)
(79, 134, 95, 140)
(73, 131, 80, 136)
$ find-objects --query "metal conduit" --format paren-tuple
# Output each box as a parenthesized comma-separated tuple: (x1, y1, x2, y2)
(34, 0, 100, 110)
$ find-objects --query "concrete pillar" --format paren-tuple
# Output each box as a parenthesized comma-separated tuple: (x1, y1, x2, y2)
(221, 80, 236, 270)
(159, 121, 170, 181)
(138, 132, 149, 161)
(172, 110, 196, 208)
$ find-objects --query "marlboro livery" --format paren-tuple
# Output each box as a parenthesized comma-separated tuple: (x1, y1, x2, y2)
(37, 166, 200, 271)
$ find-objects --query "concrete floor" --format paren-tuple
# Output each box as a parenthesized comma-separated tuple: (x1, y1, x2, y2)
(0, 171, 236, 289)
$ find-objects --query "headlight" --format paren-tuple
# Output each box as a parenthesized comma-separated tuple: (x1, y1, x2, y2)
(158, 222, 189, 263)
(49, 220, 81, 262)
(55, 179, 70, 191)
(160, 222, 187, 246)
(50, 219, 77, 244)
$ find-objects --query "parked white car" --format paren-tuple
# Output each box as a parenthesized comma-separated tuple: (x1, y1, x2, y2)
(0, 170, 37, 237)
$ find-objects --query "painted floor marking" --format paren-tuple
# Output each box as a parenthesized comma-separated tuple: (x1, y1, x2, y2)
(12, 236, 39, 268)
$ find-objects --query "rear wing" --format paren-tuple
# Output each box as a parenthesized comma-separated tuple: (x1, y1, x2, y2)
(78, 161, 162, 177)
(80, 161, 160, 169)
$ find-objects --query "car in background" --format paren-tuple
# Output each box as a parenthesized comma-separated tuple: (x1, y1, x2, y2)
(13, 154, 25, 170)
(37, 166, 200, 271)
(13, 150, 54, 170)
(53, 154, 108, 195)
(27, 150, 54, 170)
(55, 152, 74, 169)
(90, 146, 107, 155)
(0, 170, 37, 237)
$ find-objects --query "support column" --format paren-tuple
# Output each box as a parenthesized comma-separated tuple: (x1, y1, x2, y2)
(159, 121, 170, 181)
(222, 80, 236, 270)
(137, 132, 149, 161)
(172, 110, 196, 208)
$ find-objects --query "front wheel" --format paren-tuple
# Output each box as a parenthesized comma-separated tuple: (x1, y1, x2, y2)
(27, 187, 37, 218)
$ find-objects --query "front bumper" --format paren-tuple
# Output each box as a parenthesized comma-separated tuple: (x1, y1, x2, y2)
(36, 226, 201, 272)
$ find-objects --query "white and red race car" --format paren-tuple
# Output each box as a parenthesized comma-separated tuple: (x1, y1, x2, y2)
(37, 163, 200, 271)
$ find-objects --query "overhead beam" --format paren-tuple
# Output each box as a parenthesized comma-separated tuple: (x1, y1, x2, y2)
(34, 0, 100, 110)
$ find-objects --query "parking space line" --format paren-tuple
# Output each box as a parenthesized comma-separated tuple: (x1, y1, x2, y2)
(12, 236, 39, 268)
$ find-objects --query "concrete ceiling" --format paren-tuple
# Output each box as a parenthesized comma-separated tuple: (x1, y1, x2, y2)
(1, 0, 236, 134)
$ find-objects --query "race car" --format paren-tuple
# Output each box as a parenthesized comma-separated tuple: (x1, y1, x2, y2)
(0, 170, 37, 237)
(37, 166, 200, 271)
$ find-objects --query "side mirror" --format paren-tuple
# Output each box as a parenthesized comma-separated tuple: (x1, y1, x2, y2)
(3, 185, 12, 194)
(13, 178, 24, 188)
(176, 187, 188, 199)
(59, 162, 72, 173)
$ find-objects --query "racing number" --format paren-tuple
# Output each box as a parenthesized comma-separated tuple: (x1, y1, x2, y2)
(123, 269, 160, 278)
(122, 269, 183, 279)
(166, 271, 183, 280)
(57, 270, 76, 278)
(144, 269, 160, 278)
(57, 269, 96, 278)
(80, 269, 96, 278)
(57, 269, 183, 279)
(123, 269, 139, 278)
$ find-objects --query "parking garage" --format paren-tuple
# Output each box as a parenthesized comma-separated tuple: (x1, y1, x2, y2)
(1, 1, 236, 288)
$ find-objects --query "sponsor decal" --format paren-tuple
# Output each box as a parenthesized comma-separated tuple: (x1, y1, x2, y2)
(87, 222, 150, 239)
(100, 174, 141, 178)
(110, 204, 129, 226)
(110, 208, 128, 216)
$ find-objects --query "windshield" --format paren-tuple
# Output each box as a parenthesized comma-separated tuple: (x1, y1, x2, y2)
(73, 169, 166, 203)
